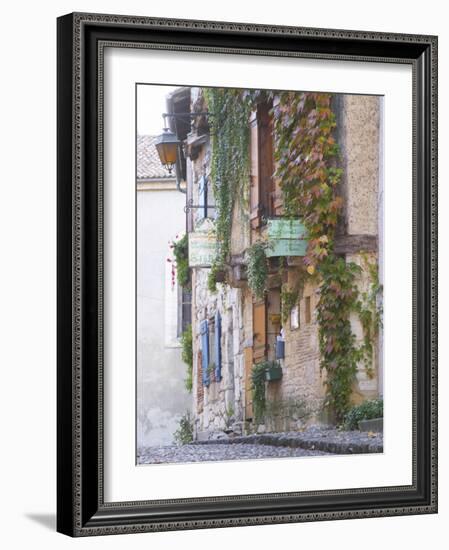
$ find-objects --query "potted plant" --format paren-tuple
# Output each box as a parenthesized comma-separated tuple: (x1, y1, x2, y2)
(265, 360, 283, 381)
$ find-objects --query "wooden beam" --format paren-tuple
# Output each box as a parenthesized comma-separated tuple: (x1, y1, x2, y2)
(334, 234, 378, 255)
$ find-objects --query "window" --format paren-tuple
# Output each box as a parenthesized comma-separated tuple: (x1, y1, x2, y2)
(181, 288, 192, 334)
(200, 312, 222, 386)
(290, 304, 300, 330)
(249, 102, 275, 229)
(177, 286, 192, 337)
(305, 296, 312, 324)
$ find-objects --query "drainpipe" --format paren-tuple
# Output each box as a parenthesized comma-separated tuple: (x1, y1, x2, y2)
(175, 149, 186, 194)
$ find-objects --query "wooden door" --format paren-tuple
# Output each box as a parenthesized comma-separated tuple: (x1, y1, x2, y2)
(253, 299, 267, 362)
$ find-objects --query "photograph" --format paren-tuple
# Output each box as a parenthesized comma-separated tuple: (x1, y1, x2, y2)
(54, 10, 437, 537)
(136, 84, 384, 465)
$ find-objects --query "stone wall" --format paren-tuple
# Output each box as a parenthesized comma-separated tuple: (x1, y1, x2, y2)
(191, 269, 247, 437)
(337, 94, 380, 236)
(265, 279, 325, 432)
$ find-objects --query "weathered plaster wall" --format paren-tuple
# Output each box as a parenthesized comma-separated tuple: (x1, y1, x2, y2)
(340, 95, 381, 400)
(137, 187, 192, 448)
(339, 95, 380, 236)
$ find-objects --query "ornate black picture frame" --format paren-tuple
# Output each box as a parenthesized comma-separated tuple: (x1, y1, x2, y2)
(57, 12, 437, 536)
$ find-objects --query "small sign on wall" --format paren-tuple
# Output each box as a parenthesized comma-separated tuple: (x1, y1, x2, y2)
(188, 219, 217, 267)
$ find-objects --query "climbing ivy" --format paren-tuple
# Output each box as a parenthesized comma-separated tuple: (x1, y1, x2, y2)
(316, 256, 362, 420)
(355, 254, 383, 378)
(180, 324, 193, 392)
(203, 88, 253, 268)
(273, 92, 343, 272)
(272, 92, 382, 421)
(245, 241, 269, 300)
(207, 262, 220, 293)
(251, 362, 268, 422)
(316, 255, 382, 419)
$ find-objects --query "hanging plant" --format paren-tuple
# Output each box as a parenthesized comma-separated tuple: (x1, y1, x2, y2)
(245, 242, 269, 300)
(251, 362, 268, 422)
(180, 324, 193, 392)
(171, 233, 190, 289)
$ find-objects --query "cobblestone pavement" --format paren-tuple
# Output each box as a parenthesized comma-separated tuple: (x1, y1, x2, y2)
(138, 443, 329, 464)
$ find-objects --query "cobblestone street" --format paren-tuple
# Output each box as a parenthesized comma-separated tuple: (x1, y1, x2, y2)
(137, 427, 383, 464)
(138, 443, 329, 464)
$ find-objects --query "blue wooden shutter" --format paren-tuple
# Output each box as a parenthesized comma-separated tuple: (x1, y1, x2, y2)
(214, 311, 222, 382)
(200, 319, 210, 386)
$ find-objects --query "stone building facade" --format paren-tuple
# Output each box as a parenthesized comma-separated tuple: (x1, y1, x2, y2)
(167, 87, 382, 439)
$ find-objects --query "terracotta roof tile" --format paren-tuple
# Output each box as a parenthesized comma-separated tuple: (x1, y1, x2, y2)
(137, 135, 174, 180)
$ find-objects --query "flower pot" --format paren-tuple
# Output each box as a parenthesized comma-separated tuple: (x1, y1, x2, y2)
(265, 365, 283, 381)
(358, 418, 383, 433)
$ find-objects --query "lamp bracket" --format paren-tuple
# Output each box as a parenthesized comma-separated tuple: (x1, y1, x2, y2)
(184, 198, 216, 214)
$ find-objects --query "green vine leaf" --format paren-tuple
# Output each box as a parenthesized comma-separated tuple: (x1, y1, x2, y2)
(203, 88, 252, 265)
(245, 242, 269, 300)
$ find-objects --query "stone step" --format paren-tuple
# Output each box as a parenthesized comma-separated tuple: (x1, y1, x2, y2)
(192, 428, 383, 455)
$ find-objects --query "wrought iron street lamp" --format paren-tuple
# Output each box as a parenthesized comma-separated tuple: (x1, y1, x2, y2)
(154, 126, 180, 175)
(155, 112, 210, 173)
(155, 112, 212, 197)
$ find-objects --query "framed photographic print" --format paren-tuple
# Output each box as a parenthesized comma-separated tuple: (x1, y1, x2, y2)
(57, 12, 438, 536)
